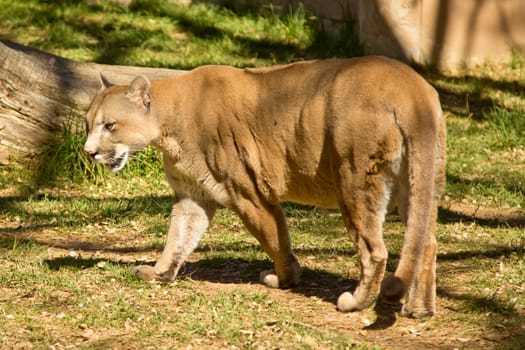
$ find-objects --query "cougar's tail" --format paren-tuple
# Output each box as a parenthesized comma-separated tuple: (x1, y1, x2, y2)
(392, 87, 446, 301)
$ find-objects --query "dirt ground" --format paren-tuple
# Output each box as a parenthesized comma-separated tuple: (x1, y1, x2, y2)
(1, 198, 524, 349)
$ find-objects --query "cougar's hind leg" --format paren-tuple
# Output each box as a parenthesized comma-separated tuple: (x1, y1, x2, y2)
(381, 133, 444, 318)
(404, 220, 437, 318)
(382, 206, 437, 318)
(133, 198, 217, 282)
(391, 136, 444, 318)
(234, 197, 301, 289)
(402, 122, 447, 318)
(380, 173, 409, 306)
(337, 168, 389, 312)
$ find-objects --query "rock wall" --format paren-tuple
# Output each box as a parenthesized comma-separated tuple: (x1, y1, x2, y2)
(188, 0, 525, 70)
(362, 0, 525, 70)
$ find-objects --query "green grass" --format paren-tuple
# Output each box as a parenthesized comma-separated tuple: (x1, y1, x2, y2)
(427, 62, 525, 210)
(0, 0, 338, 69)
(1, 0, 525, 349)
(444, 105, 525, 208)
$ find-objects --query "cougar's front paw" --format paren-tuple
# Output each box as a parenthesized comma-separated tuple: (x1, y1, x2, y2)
(259, 270, 280, 288)
(337, 292, 359, 312)
(132, 265, 173, 283)
(259, 261, 302, 289)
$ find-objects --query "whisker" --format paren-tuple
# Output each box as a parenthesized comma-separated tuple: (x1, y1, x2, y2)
(128, 145, 147, 153)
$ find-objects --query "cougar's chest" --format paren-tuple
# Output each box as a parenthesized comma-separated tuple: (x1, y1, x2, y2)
(157, 137, 232, 206)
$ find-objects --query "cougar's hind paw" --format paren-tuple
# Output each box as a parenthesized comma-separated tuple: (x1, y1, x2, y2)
(132, 265, 173, 283)
(380, 275, 405, 304)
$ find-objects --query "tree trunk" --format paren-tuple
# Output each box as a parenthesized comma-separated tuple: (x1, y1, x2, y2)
(0, 39, 185, 165)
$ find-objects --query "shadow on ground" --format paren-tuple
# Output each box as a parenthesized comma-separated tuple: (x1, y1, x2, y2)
(31, 242, 525, 336)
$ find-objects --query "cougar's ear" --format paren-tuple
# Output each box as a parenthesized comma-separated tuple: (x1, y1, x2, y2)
(98, 72, 113, 91)
(125, 75, 151, 112)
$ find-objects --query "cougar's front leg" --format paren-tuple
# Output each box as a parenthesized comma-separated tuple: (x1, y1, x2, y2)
(133, 198, 217, 282)
(235, 198, 301, 289)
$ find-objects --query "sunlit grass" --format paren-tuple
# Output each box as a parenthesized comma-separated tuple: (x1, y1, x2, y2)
(0, 0, 323, 68)
(1, 1, 525, 349)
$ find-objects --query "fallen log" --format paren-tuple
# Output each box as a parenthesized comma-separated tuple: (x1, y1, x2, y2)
(0, 39, 185, 164)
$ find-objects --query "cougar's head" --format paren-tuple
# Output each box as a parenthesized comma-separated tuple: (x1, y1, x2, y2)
(84, 74, 160, 172)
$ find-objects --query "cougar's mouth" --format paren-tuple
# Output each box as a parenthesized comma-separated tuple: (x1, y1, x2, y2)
(109, 151, 128, 172)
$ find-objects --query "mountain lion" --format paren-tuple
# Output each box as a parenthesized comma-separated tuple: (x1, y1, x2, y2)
(84, 56, 446, 318)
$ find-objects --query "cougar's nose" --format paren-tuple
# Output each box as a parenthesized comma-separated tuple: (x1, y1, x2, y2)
(84, 145, 98, 158)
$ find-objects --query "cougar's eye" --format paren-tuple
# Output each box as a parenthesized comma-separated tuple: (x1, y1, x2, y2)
(104, 122, 116, 132)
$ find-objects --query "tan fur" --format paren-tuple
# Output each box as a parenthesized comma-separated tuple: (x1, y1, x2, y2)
(85, 56, 446, 317)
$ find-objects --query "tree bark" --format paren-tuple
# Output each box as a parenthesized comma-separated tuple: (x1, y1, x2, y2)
(0, 39, 185, 164)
